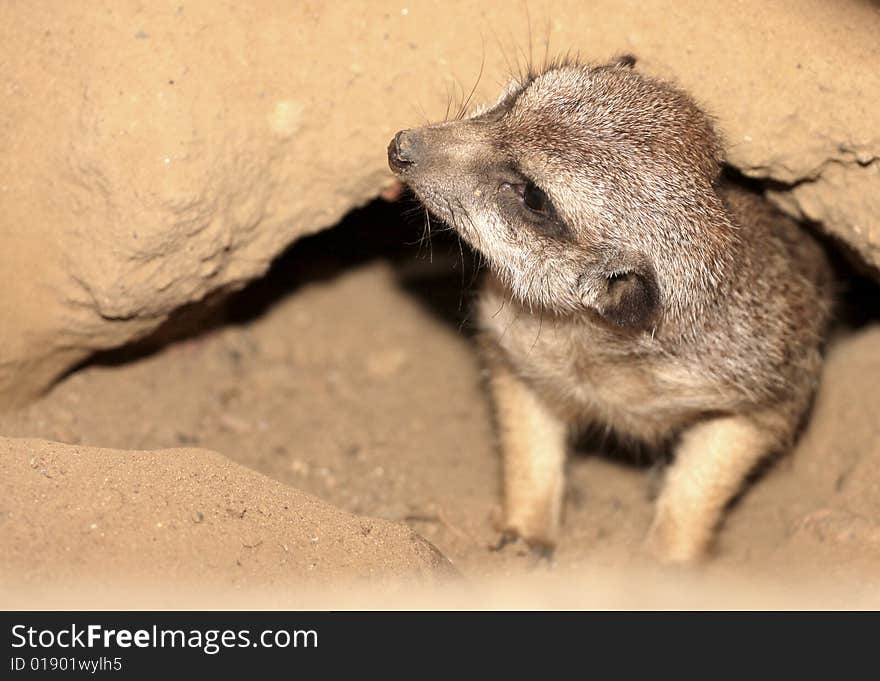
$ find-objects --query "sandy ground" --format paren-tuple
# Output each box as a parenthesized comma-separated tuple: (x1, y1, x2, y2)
(2, 200, 880, 608)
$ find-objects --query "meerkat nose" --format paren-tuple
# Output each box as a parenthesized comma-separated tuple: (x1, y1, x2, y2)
(387, 129, 419, 173)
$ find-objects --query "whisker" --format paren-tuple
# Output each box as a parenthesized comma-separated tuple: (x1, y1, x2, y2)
(491, 294, 507, 319)
(525, 0, 534, 77)
(455, 200, 485, 291)
(528, 308, 545, 355)
(489, 21, 516, 84)
(457, 42, 486, 120)
(498, 291, 523, 343)
(423, 206, 433, 263)
(443, 197, 468, 296)
(415, 99, 431, 125)
(541, 5, 552, 72)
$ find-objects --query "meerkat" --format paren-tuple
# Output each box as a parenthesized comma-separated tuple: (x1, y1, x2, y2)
(387, 55, 833, 563)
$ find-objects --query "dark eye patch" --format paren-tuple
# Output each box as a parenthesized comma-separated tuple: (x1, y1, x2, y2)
(501, 179, 571, 241)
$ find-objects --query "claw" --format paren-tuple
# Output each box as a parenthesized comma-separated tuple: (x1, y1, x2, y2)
(488, 531, 556, 568)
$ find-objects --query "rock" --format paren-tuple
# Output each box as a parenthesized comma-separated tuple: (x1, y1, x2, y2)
(767, 161, 880, 271)
(1, 1, 877, 407)
(0, 437, 456, 602)
(792, 508, 880, 550)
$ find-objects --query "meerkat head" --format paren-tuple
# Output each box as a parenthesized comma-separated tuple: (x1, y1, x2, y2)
(389, 55, 738, 334)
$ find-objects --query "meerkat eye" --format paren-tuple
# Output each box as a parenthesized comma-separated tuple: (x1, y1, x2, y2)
(500, 180, 570, 239)
(505, 181, 554, 215)
(522, 182, 552, 213)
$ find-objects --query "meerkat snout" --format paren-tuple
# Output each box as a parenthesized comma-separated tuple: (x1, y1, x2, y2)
(389, 55, 833, 564)
(388, 130, 419, 172)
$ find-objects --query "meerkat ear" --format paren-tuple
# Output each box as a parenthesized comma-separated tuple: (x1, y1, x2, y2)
(579, 263, 659, 331)
(613, 54, 637, 69)
(601, 269, 659, 330)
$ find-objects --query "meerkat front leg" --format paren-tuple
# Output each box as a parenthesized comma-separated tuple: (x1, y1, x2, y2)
(488, 359, 568, 550)
(645, 413, 783, 564)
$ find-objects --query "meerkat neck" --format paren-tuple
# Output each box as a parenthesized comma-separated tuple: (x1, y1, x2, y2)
(649, 193, 738, 331)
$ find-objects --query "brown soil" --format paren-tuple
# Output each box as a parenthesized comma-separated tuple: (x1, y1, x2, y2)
(2, 200, 879, 607)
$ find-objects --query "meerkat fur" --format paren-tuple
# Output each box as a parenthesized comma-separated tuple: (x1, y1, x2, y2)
(388, 55, 832, 563)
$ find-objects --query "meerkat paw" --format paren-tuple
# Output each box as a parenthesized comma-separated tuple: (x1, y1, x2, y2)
(502, 506, 560, 552)
(643, 413, 780, 564)
(643, 509, 711, 565)
(489, 529, 556, 565)
(485, 354, 567, 559)
(489, 506, 558, 558)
